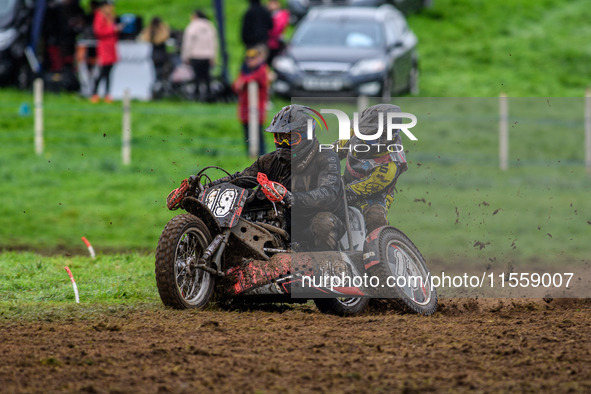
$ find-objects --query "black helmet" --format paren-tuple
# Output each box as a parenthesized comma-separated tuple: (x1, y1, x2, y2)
(265, 104, 318, 153)
(350, 104, 401, 158)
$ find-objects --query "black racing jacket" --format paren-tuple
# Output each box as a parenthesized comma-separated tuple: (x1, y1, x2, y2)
(217, 148, 345, 219)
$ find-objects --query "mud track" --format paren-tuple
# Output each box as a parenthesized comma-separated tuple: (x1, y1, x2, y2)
(1, 299, 590, 393)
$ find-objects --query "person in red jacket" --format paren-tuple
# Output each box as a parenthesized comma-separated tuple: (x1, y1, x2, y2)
(90, 0, 121, 103)
(233, 45, 269, 156)
(267, 0, 290, 66)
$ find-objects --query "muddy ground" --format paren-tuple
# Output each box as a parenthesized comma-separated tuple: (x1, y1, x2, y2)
(1, 299, 590, 393)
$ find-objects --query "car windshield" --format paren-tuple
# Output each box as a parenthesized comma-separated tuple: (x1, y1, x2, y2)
(292, 19, 383, 48)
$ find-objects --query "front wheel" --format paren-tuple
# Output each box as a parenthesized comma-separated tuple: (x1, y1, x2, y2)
(314, 297, 370, 316)
(155, 214, 215, 309)
(367, 227, 437, 315)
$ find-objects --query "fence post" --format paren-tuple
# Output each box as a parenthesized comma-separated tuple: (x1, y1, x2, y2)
(585, 88, 591, 175)
(34, 78, 43, 155)
(499, 93, 508, 170)
(247, 81, 259, 158)
(122, 89, 131, 165)
(357, 95, 369, 114)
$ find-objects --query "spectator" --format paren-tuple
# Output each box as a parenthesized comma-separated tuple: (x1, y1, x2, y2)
(241, 0, 273, 50)
(233, 46, 269, 156)
(90, 0, 121, 103)
(266, 0, 289, 66)
(59, 0, 86, 70)
(181, 10, 218, 102)
(139, 17, 170, 86)
(43, 1, 62, 71)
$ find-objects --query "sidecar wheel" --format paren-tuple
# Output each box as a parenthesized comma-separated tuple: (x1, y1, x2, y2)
(314, 297, 369, 316)
(155, 214, 215, 309)
(367, 227, 438, 315)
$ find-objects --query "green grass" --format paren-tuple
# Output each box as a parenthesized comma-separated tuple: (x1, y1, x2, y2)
(0, 252, 157, 303)
(1, 0, 591, 314)
(2, 93, 590, 265)
(410, 0, 591, 96)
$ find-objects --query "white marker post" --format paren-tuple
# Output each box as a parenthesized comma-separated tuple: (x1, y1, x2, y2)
(34, 78, 44, 155)
(122, 89, 131, 165)
(81, 236, 96, 259)
(499, 93, 509, 171)
(585, 88, 591, 175)
(247, 81, 259, 158)
(64, 267, 80, 303)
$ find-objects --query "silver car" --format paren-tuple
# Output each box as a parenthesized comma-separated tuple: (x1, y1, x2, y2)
(273, 5, 419, 99)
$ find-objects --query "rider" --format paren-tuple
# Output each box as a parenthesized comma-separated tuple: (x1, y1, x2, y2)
(338, 104, 408, 233)
(209, 104, 345, 250)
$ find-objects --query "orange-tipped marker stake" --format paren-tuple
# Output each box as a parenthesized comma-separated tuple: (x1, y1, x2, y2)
(64, 266, 80, 303)
(81, 236, 96, 258)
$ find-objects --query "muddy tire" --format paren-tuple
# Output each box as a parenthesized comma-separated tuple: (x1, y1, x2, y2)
(155, 214, 215, 309)
(314, 297, 370, 316)
(367, 227, 437, 315)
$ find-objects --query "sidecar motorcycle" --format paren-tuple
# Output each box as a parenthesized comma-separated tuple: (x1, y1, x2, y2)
(155, 166, 437, 316)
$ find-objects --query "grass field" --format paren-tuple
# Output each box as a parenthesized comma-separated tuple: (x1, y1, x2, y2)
(2, 0, 591, 313)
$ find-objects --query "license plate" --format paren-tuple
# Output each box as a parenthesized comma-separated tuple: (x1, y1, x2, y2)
(302, 78, 343, 91)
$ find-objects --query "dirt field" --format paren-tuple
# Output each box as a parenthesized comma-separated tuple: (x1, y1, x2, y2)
(1, 299, 590, 393)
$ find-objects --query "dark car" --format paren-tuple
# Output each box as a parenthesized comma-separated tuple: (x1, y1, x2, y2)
(0, 0, 35, 87)
(288, 0, 432, 24)
(272, 5, 419, 99)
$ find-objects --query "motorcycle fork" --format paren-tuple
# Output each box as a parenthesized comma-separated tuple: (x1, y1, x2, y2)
(192, 228, 231, 277)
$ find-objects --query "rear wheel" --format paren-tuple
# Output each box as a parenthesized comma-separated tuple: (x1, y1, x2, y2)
(367, 227, 437, 315)
(155, 214, 215, 309)
(314, 297, 369, 316)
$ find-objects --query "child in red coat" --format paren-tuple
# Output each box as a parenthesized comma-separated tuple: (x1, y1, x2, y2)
(233, 46, 269, 156)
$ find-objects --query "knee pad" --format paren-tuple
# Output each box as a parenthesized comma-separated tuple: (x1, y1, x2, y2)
(310, 212, 343, 250)
(364, 205, 388, 233)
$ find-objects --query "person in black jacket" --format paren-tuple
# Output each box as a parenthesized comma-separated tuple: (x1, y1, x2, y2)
(210, 105, 345, 251)
(241, 0, 273, 50)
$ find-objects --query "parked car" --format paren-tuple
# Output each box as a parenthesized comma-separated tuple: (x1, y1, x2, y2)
(0, 0, 35, 87)
(272, 5, 419, 99)
(288, 0, 432, 24)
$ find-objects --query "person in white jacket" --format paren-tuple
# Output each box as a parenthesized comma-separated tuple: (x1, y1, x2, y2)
(181, 10, 218, 101)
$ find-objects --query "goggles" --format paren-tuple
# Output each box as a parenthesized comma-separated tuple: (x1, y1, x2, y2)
(274, 132, 303, 147)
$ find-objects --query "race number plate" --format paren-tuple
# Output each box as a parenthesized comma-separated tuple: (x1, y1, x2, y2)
(200, 184, 246, 228)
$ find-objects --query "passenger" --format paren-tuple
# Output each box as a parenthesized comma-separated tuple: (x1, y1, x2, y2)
(339, 104, 408, 232)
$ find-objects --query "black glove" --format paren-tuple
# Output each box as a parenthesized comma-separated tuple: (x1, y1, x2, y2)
(283, 190, 293, 210)
(188, 175, 199, 187)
